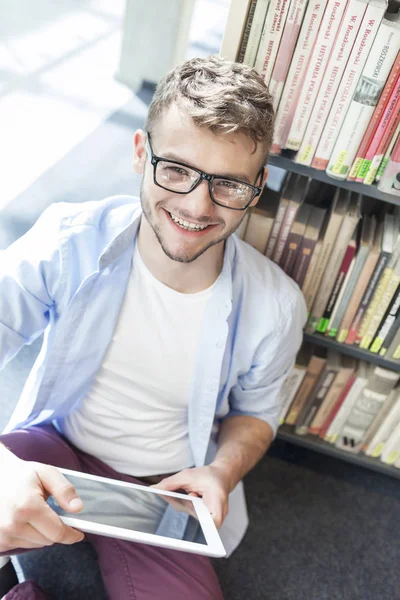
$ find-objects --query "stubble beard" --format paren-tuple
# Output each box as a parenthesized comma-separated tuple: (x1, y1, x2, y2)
(140, 186, 247, 264)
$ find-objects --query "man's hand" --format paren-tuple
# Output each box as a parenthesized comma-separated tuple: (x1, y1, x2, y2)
(153, 465, 230, 529)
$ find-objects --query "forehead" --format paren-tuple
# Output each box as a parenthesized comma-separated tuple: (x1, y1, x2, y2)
(151, 103, 264, 179)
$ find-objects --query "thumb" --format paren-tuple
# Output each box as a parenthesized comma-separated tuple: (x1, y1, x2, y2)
(202, 489, 223, 528)
(36, 465, 84, 513)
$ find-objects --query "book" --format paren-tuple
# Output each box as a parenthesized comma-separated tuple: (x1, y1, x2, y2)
(309, 355, 357, 435)
(219, 0, 253, 61)
(268, 0, 309, 111)
(335, 366, 399, 453)
(291, 205, 327, 288)
(243, 0, 271, 67)
(278, 349, 309, 424)
(279, 202, 312, 275)
(380, 416, 400, 464)
(295, 351, 341, 435)
(376, 118, 400, 180)
(364, 388, 400, 456)
(237, 0, 259, 63)
(265, 173, 293, 258)
(296, 0, 368, 166)
(305, 188, 353, 331)
(327, 215, 376, 338)
(285, 0, 350, 152)
(254, 0, 292, 84)
(348, 50, 400, 180)
(361, 387, 398, 452)
(271, 174, 309, 264)
(337, 218, 381, 342)
(357, 212, 400, 347)
(285, 350, 327, 425)
(345, 213, 396, 345)
(271, 0, 328, 154)
(377, 128, 400, 194)
(318, 228, 358, 334)
(323, 361, 369, 443)
(386, 325, 400, 360)
(377, 289, 400, 354)
(243, 206, 276, 253)
(362, 75, 400, 184)
(327, 7, 400, 179)
(312, 0, 388, 171)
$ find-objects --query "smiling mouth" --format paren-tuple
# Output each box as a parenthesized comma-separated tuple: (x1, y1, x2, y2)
(165, 209, 213, 231)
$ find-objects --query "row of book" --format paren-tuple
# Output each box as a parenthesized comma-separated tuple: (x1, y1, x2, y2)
(281, 343, 400, 466)
(221, 0, 400, 196)
(237, 173, 400, 360)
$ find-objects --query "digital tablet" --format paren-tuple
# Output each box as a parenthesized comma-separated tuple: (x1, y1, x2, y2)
(47, 468, 226, 558)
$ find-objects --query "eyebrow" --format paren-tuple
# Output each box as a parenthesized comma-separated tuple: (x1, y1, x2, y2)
(161, 150, 252, 184)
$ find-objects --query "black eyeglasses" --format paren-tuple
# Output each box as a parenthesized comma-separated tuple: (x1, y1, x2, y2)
(145, 133, 264, 211)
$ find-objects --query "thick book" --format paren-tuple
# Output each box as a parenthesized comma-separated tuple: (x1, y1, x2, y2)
(278, 347, 310, 424)
(254, 0, 292, 83)
(304, 188, 352, 331)
(364, 388, 400, 457)
(327, 215, 376, 338)
(271, 174, 309, 264)
(362, 76, 400, 184)
(335, 366, 399, 453)
(279, 202, 311, 275)
(219, 0, 253, 61)
(357, 212, 400, 347)
(327, 8, 400, 179)
(323, 361, 369, 443)
(312, 0, 388, 171)
(237, 0, 259, 63)
(268, 0, 309, 111)
(271, 0, 328, 154)
(243, 206, 276, 254)
(285, 0, 349, 152)
(243, 0, 271, 67)
(285, 351, 327, 426)
(349, 51, 400, 180)
(386, 326, 400, 361)
(295, 351, 341, 435)
(309, 355, 356, 435)
(291, 205, 327, 289)
(362, 388, 398, 453)
(345, 213, 396, 345)
(296, 0, 368, 166)
(318, 229, 358, 334)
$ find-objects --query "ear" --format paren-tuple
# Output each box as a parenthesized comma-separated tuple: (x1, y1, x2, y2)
(249, 166, 268, 208)
(133, 129, 147, 174)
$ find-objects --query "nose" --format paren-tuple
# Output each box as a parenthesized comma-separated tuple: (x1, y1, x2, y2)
(184, 179, 214, 221)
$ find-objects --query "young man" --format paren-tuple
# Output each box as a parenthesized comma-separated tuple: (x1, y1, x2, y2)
(0, 55, 306, 599)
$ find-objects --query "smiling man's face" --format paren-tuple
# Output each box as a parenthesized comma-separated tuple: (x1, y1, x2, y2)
(133, 104, 268, 264)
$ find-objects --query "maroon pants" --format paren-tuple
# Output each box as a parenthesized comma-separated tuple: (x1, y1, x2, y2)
(0, 424, 224, 599)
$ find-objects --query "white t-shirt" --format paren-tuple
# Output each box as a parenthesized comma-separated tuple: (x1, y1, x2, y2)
(61, 243, 215, 476)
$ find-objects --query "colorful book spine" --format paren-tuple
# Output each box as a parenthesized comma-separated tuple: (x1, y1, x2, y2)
(348, 50, 400, 180)
(271, 0, 328, 154)
(269, 0, 309, 111)
(254, 0, 291, 83)
(296, 0, 367, 166)
(312, 0, 387, 171)
(327, 11, 400, 179)
(285, 0, 349, 152)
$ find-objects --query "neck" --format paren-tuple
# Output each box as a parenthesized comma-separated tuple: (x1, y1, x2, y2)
(137, 217, 224, 294)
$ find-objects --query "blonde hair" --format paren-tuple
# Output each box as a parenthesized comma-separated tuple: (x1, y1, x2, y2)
(146, 55, 275, 163)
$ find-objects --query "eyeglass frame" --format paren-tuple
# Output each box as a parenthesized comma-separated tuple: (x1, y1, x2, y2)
(144, 133, 265, 211)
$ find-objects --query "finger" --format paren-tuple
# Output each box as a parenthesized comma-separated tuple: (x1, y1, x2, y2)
(201, 490, 224, 529)
(5, 537, 49, 550)
(153, 472, 191, 492)
(35, 465, 84, 513)
(29, 502, 84, 545)
(13, 523, 54, 548)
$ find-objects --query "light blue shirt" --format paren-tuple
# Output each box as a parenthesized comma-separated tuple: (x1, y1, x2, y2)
(0, 195, 306, 556)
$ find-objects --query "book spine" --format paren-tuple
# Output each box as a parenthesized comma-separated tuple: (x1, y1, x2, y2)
(376, 120, 400, 180)
(243, 0, 271, 67)
(309, 369, 353, 435)
(348, 51, 400, 180)
(296, 369, 337, 435)
(279, 232, 304, 274)
(279, 367, 307, 424)
(302, 239, 323, 309)
(345, 251, 391, 345)
(362, 97, 400, 184)
(371, 285, 400, 353)
(312, 2, 386, 171)
(292, 237, 317, 288)
(285, 358, 326, 425)
(285, 0, 349, 152)
(319, 375, 357, 439)
(237, 0, 259, 63)
(319, 240, 357, 333)
(324, 377, 366, 443)
(379, 313, 400, 356)
(265, 201, 288, 258)
(254, 0, 291, 83)
(272, 202, 301, 264)
(377, 130, 400, 194)
(219, 0, 253, 61)
(327, 15, 400, 180)
(356, 265, 394, 345)
(296, 0, 367, 166)
(326, 252, 357, 337)
(269, 0, 308, 111)
(270, 0, 328, 154)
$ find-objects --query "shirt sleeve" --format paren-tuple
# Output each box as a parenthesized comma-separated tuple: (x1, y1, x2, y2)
(0, 205, 63, 369)
(227, 290, 307, 436)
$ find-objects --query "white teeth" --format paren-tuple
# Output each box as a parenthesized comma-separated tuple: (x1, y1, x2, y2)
(169, 212, 209, 231)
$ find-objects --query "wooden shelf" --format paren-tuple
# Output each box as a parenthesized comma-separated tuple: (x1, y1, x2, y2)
(277, 424, 400, 480)
(303, 332, 400, 373)
(268, 155, 400, 207)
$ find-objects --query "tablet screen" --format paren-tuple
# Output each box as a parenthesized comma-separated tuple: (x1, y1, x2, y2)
(49, 473, 206, 544)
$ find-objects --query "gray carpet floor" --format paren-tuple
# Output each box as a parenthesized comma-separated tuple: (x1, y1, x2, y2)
(2, 90, 400, 600)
